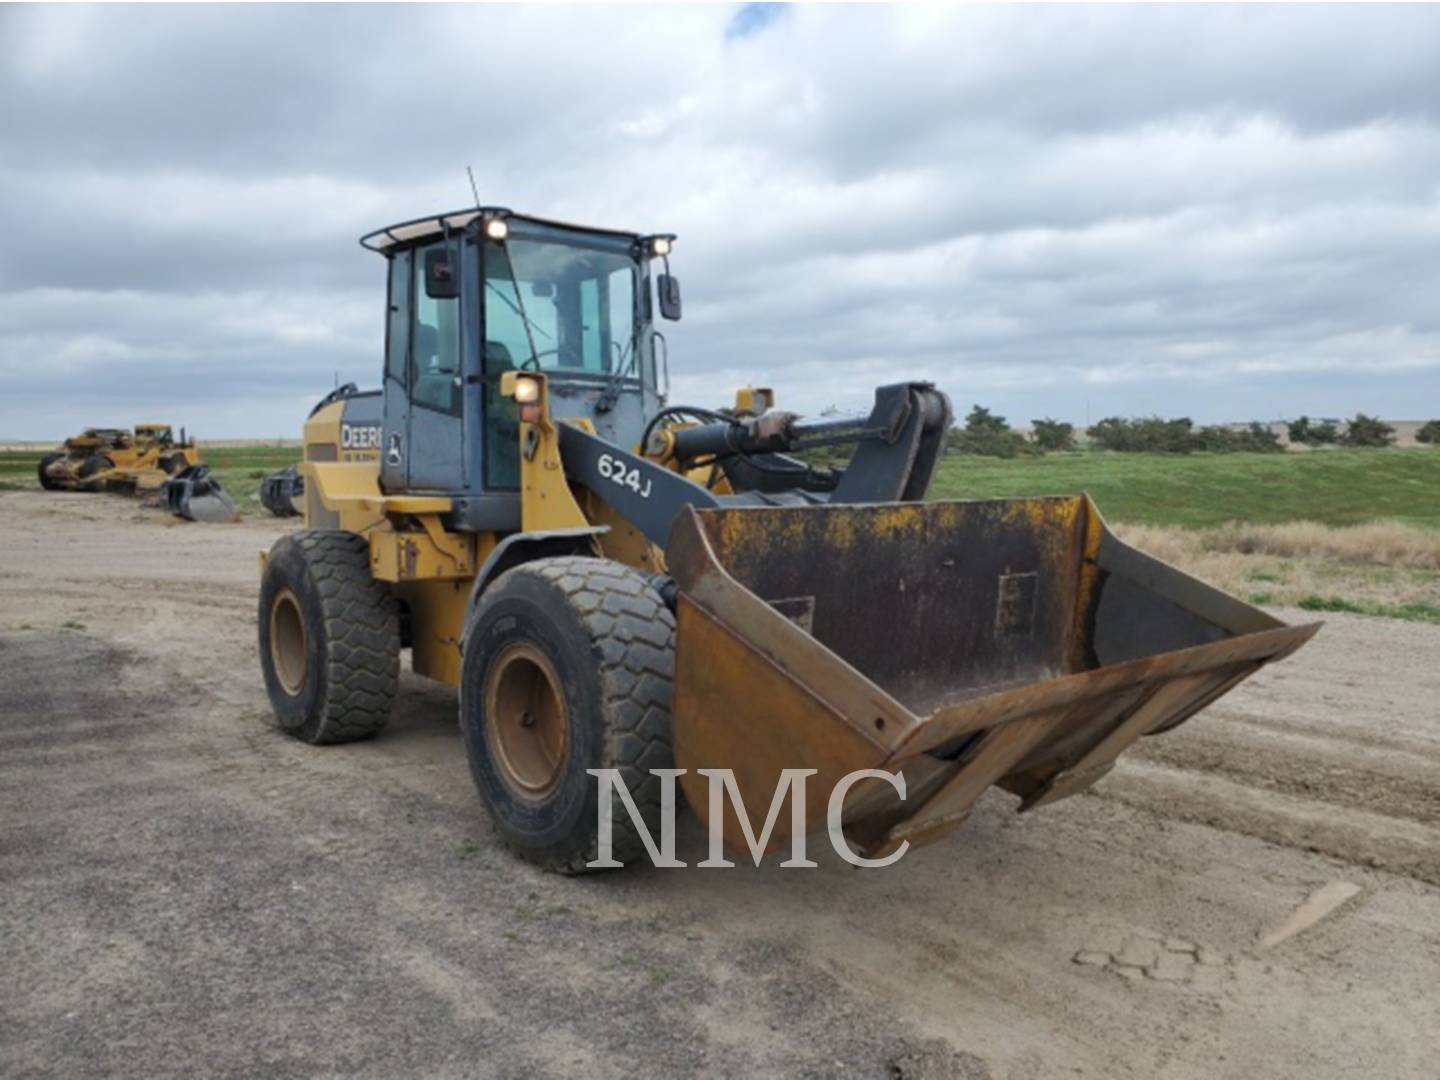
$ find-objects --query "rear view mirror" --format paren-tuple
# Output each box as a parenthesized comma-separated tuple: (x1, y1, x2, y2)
(424, 249, 458, 299)
(658, 273, 682, 321)
(531, 281, 555, 298)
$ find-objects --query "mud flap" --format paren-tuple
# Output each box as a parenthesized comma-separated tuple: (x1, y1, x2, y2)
(665, 498, 1319, 859)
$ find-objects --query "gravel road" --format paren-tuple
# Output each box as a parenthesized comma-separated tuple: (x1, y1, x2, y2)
(2, 490, 1437, 1078)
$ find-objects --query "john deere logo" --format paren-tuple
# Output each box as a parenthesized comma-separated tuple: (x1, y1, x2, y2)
(340, 423, 381, 450)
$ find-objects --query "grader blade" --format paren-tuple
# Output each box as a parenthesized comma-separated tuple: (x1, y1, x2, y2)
(665, 497, 1319, 860)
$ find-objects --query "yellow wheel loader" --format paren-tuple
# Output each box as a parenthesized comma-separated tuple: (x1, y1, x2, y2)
(257, 207, 1319, 872)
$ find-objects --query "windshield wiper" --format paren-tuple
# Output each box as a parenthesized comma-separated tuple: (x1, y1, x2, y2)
(595, 335, 640, 414)
(488, 243, 553, 373)
(485, 277, 553, 359)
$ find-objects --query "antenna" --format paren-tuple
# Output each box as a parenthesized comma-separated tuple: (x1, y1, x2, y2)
(466, 166, 482, 211)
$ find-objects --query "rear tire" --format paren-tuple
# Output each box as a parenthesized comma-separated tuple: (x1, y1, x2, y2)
(258, 530, 399, 744)
(78, 454, 113, 491)
(37, 453, 64, 491)
(461, 557, 675, 873)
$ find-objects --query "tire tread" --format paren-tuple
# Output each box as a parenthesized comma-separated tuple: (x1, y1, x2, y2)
(483, 556, 676, 874)
(284, 530, 399, 744)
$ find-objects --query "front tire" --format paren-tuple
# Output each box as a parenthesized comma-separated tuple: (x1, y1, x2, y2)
(37, 453, 65, 490)
(461, 557, 675, 873)
(258, 530, 399, 744)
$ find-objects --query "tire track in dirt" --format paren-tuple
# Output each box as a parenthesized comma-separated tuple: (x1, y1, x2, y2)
(1096, 760, 1440, 885)
(1131, 721, 1440, 828)
(7, 489, 1440, 1079)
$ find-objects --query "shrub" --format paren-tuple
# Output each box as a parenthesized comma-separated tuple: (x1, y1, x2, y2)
(1087, 416, 1196, 453)
(1030, 418, 1076, 452)
(1341, 413, 1396, 448)
(1089, 417, 1281, 454)
(1242, 422, 1284, 453)
(1416, 420, 1440, 445)
(948, 405, 1029, 458)
(1193, 425, 1240, 452)
(1191, 423, 1282, 453)
(1287, 416, 1340, 446)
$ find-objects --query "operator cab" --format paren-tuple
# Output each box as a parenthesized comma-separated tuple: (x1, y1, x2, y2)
(360, 208, 680, 531)
(134, 424, 176, 447)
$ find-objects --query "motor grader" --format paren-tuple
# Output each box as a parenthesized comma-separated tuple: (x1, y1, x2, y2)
(257, 207, 1319, 872)
(38, 423, 199, 492)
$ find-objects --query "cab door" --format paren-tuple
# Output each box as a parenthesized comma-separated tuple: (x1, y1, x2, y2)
(379, 249, 411, 492)
(380, 241, 468, 493)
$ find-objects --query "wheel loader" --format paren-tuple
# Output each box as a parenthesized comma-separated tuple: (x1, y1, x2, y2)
(257, 207, 1320, 872)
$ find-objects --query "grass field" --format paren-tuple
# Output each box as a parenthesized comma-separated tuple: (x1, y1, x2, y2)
(196, 447, 300, 513)
(929, 447, 1440, 529)
(932, 448, 1440, 622)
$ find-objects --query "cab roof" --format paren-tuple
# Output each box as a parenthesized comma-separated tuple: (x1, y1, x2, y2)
(359, 207, 647, 254)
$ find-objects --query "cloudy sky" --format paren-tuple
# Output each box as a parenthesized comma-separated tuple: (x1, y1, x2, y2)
(2, 3, 1438, 439)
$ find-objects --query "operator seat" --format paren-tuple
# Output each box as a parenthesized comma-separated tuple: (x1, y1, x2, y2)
(411, 323, 456, 411)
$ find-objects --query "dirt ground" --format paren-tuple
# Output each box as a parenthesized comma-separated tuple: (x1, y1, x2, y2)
(2, 489, 1437, 1079)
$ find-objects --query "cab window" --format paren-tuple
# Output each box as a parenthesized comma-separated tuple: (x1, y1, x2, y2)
(412, 241, 461, 415)
(385, 250, 411, 385)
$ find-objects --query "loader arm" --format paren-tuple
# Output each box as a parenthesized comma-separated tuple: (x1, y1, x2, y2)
(558, 423, 721, 548)
(556, 381, 954, 549)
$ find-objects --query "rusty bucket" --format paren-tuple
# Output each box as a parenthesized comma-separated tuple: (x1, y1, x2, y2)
(665, 496, 1319, 860)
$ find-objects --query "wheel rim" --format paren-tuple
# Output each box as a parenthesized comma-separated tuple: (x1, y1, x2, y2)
(269, 588, 308, 696)
(484, 642, 569, 800)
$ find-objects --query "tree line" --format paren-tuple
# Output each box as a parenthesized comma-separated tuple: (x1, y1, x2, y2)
(944, 406, 1428, 457)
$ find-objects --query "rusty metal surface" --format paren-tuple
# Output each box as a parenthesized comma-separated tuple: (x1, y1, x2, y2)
(666, 496, 1321, 858)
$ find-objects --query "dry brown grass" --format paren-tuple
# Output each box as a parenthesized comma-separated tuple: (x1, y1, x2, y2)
(1116, 521, 1440, 621)
(1198, 520, 1440, 569)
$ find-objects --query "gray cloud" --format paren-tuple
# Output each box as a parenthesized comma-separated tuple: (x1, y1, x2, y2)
(1, 4, 1438, 439)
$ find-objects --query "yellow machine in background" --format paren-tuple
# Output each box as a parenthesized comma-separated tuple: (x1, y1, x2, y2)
(258, 207, 1319, 874)
(38, 423, 200, 493)
(39, 422, 237, 521)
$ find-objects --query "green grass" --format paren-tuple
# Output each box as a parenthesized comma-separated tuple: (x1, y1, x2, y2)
(201, 446, 301, 513)
(929, 448, 1440, 529)
(1296, 594, 1440, 624)
(0, 450, 44, 481)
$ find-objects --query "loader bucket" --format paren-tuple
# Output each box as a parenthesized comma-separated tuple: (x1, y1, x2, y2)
(665, 497, 1320, 860)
